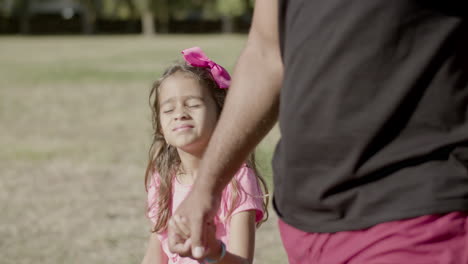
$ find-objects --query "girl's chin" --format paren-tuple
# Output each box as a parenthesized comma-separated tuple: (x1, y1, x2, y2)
(176, 142, 208, 155)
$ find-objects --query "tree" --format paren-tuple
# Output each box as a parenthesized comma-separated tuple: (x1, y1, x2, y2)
(216, 0, 247, 33)
(0, 0, 15, 17)
(137, 0, 154, 35)
(153, 0, 169, 33)
(80, 0, 100, 34)
(17, 0, 30, 34)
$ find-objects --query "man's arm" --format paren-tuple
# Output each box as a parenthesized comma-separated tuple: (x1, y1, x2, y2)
(195, 0, 283, 196)
(168, 0, 283, 259)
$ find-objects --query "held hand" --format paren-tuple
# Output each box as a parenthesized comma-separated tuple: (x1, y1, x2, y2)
(168, 216, 192, 258)
(172, 216, 222, 261)
(168, 187, 221, 260)
(203, 221, 224, 262)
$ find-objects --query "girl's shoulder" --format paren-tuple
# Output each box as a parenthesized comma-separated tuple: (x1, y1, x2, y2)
(232, 163, 255, 181)
(221, 163, 265, 222)
(227, 163, 261, 195)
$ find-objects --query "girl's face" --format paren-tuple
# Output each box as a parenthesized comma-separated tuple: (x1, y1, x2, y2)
(158, 71, 219, 154)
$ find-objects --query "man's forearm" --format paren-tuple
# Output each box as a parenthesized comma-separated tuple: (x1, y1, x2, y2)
(194, 41, 283, 196)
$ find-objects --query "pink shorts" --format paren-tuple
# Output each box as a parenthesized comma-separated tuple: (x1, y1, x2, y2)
(279, 212, 468, 264)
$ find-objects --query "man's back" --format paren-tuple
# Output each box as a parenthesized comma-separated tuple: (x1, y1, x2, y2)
(274, 0, 468, 232)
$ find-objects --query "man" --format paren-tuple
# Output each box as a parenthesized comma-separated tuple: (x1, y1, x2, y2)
(169, 0, 468, 263)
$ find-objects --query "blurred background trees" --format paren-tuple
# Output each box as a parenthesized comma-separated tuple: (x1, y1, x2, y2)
(0, 0, 254, 34)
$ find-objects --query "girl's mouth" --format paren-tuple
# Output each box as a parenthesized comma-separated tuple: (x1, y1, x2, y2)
(173, 125, 194, 132)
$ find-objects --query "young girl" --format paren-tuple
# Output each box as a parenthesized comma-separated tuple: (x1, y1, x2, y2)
(141, 47, 269, 264)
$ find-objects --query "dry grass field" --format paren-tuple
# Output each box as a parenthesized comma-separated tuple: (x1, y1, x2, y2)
(0, 35, 287, 264)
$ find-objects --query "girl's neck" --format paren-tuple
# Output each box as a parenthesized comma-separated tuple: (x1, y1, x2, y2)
(176, 149, 202, 184)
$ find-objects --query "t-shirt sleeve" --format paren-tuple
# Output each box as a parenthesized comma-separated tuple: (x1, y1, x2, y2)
(229, 166, 265, 222)
(146, 172, 160, 224)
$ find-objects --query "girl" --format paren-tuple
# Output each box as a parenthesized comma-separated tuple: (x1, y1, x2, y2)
(141, 47, 269, 264)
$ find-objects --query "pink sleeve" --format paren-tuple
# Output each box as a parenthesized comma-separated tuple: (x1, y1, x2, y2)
(146, 172, 160, 224)
(229, 166, 265, 222)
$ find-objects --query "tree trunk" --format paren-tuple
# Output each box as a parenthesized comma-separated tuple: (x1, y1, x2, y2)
(82, 12, 96, 34)
(142, 10, 155, 36)
(156, 0, 169, 33)
(20, 14, 30, 34)
(81, 0, 97, 34)
(221, 15, 234, 33)
(19, 0, 30, 34)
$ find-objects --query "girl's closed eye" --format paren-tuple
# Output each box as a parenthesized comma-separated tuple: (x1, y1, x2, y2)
(186, 99, 203, 109)
(187, 104, 201, 108)
(162, 107, 174, 114)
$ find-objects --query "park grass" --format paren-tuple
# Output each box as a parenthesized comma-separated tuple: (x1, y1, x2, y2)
(0, 35, 285, 264)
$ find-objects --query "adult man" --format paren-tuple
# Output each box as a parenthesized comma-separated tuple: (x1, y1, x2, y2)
(169, 0, 468, 263)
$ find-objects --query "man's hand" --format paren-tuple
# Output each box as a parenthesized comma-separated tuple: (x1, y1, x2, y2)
(168, 187, 222, 259)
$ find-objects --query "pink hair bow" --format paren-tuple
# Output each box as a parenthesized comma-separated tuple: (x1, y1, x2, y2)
(181, 47, 231, 89)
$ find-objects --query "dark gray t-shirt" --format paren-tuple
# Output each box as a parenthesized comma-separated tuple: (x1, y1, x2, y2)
(273, 0, 468, 232)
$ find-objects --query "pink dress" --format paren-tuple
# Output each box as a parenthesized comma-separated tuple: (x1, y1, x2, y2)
(147, 164, 265, 264)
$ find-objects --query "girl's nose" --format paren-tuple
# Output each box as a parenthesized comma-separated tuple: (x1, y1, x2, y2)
(173, 108, 189, 120)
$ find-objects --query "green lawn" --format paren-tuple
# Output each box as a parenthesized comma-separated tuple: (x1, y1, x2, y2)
(0, 35, 285, 264)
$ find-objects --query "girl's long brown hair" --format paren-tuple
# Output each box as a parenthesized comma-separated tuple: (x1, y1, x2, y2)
(145, 62, 269, 233)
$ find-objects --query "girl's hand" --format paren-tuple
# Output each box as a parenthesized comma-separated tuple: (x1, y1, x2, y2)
(172, 215, 222, 261)
(169, 187, 221, 259)
(204, 221, 223, 261)
(168, 216, 192, 258)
